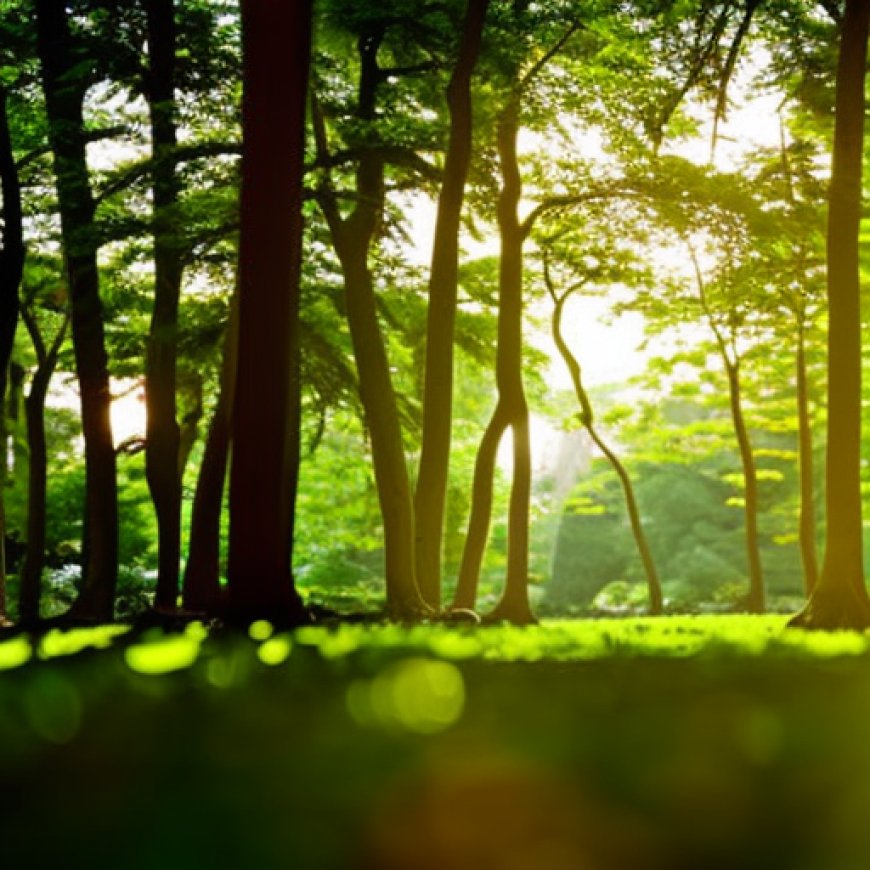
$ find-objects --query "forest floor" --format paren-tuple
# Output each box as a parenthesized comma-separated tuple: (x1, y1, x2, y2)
(1, 614, 869, 869)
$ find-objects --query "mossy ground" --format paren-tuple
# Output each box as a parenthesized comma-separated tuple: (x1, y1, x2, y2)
(1, 615, 870, 869)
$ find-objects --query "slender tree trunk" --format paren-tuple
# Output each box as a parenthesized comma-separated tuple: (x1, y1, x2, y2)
(177, 371, 203, 480)
(454, 101, 534, 624)
(549, 287, 663, 614)
(0, 83, 24, 625)
(36, 0, 118, 622)
(724, 360, 765, 613)
(414, 0, 489, 610)
(144, 0, 184, 612)
(226, 0, 312, 624)
(453, 405, 510, 609)
(795, 317, 819, 596)
(337, 245, 422, 617)
(19, 311, 68, 624)
(790, 0, 870, 629)
(313, 30, 426, 620)
(182, 297, 237, 613)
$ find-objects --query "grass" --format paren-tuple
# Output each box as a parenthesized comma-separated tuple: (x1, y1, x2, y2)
(2, 614, 870, 868)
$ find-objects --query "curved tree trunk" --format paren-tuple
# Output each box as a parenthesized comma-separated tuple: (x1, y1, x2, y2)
(790, 0, 870, 629)
(313, 29, 426, 620)
(225, 0, 312, 625)
(549, 287, 663, 614)
(144, 0, 185, 613)
(414, 0, 489, 610)
(36, 0, 118, 622)
(18, 311, 68, 625)
(795, 316, 819, 596)
(454, 100, 534, 625)
(0, 83, 24, 624)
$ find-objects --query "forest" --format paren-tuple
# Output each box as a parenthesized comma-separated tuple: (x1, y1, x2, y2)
(1, 0, 870, 867)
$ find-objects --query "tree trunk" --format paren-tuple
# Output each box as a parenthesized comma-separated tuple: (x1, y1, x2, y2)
(795, 316, 819, 596)
(790, 0, 870, 629)
(337, 244, 422, 618)
(454, 101, 535, 625)
(36, 0, 118, 622)
(19, 311, 68, 625)
(144, 0, 184, 612)
(549, 288, 663, 614)
(724, 361, 765, 613)
(0, 83, 24, 625)
(414, 0, 489, 610)
(313, 28, 426, 620)
(182, 297, 237, 614)
(177, 370, 204, 480)
(225, 0, 312, 625)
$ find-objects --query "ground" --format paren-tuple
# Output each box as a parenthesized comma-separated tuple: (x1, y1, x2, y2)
(1, 615, 869, 869)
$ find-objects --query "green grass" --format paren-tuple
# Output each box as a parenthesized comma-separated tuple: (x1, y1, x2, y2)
(2, 615, 870, 869)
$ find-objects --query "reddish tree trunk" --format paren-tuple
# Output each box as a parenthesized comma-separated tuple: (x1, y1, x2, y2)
(226, 0, 312, 624)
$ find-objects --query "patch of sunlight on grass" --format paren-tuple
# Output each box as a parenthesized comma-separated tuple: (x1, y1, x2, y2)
(38, 625, 129, 660)
(124, 633, 202, 675)
(257, 635, 292, 666)
(296, 625, 362, 659)
(347, 657, 465, 735)
(774, 628, 870, 657)
(293, 615, 814, 664)
(426, 630, 483, 660)
(0, 636, 32, 670)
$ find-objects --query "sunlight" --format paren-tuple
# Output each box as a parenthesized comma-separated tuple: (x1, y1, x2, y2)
(110, 382, 147, 448)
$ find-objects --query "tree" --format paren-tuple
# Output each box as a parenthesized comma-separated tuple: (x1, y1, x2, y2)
(18, 295, 68, 623)
(0, 83, 24, 623)
(225, 0, 313, 625)
(453, 13, 582, 624)
(414, 0, 489, 611)
(143, 0, 185, 613)
(35, 0, 118, 621)
(790, 0, 870, 629)
(543, 254, 663, 615)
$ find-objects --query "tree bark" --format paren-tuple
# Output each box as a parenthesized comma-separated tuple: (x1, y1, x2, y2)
(0, 83, 24, 624)
(454, 100, 535, 624)
(18, 310, 68, 625)
(182, 297, 237, 614)
(226, 0, 312, 624)
(36, 0, 118, 622)
(414, 0, 489, 610)
(313, 28, 426, 620)
(144, 0, 185, 612)
(724, 360, 765, 613)
(790, 0, 870, 629)
(795, 316, 819, 596)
